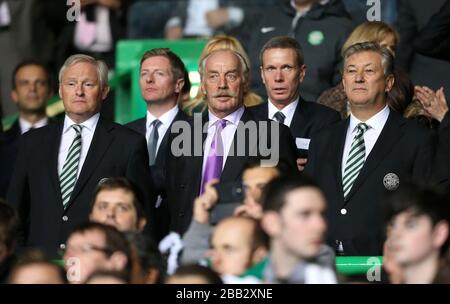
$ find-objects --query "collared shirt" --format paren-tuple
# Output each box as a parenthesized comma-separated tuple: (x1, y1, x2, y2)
(19, 117, 49, 134)
(146, 105, 179, 154)
(201, 106, 245, 177)
(58, 113, 100, 179)
(341, 105, 390, 176)
(267, 97, 299, 128)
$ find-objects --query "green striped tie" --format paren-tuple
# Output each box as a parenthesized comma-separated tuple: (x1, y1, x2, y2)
(60, 124, 82, 209)
(342, 123, 370, 199)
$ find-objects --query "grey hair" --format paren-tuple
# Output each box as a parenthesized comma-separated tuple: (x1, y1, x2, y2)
(198, 49, 249, 87)
(58, 54, 109, 90)
(343, 42, 394, 76)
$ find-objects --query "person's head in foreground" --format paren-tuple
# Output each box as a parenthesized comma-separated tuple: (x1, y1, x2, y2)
(85, 269, 129, 284)
(63, 222, 132, 284)
(261, 175, 331, 282)
(165, 264, 223, 284)
(209, 216, 269, 276)
(384, 181, 450, 284)
(8, 249, 66, 284)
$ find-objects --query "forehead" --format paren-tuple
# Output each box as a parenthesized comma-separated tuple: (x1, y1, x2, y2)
(243, 167, 278, 183)
(95, 188, 135, 204)
(16, 64, 47, 79)
(141, 55, 172, 70)
(345, 51, 383, 67)
(62, 61, 98, 79)
(69, 229, 105, 244)
(262, 48, 297, 65)
(283, 188, 326, 212)
(213, 219, 253, 245)
(205, 50, 240, 71)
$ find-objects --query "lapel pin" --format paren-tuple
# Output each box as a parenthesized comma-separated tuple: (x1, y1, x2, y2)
(383, 173, 399, 191)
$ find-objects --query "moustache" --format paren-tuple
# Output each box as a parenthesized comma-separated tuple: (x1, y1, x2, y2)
(212, 90, 237, 98)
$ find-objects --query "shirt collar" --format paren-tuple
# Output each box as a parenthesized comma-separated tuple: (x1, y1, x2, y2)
(146, 105, 179, 128)
(349, 105, 390, 134)
(207, 106, 245, 128)
(19, 117, 49, 134)
(268, 97, 299, 121)
(63, 113, 100, 134)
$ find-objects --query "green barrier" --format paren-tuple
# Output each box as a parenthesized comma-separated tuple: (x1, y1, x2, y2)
(115, 39, 207, 124)
(335, 256, 383, 275)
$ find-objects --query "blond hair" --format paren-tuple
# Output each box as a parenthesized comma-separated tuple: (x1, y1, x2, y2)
(183, 36, 261, 115)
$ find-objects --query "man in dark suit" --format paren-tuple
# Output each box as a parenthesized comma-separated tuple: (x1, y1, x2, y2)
(165, 49, 298, 235)
(0, 60, 53, 198)
(305, 42, 435, 256)
(126, 48, 189, 241)
(249, 36, 340, 171)
(7, 54, 155, 256)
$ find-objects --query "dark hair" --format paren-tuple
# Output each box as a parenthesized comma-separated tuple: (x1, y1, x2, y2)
(9, 249, 67, 283)
(242, 158, 298, 179)
(387, 69, 413, 114)
(69, 222, 133, 278)
(182, 66, 191, 96)
(140, 48, 186, 81)
(261, 175, 322, 212)
(0, 199, 18, 252)
(384, 181, 450, 256)
(12, 59, 52, 90)
(84, 269, 130, 284)
(125, 232, 165, 283)
(259, 36, 304, 67)
(90, 177, 145, 220)
(168, 264, 223, 284)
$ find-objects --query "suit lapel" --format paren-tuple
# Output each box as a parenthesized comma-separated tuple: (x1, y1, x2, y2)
(344, 111, 405, 203)
(290, 97, 307, 138)
(331, 119, 349, 201)
(221, 109, 257, 181)
(48, 121, 64, 207)
(66, 118, 114, 208)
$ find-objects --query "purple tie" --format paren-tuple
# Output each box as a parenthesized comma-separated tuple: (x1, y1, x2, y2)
(200, 119, 227, 194)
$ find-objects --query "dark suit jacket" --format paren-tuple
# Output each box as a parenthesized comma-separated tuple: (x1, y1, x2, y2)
(126, 109, 189, 240)
(249, 97, 341, 158)
(0, 119, 54, 198)
(433, 111, 450, 191)
(165, 108, 298, 234)
(7, 117, 156, 256)
(305, 110, 436, 256)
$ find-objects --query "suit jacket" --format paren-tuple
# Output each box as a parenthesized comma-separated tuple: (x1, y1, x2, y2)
(126, 109, 190, 240)
(433, 111, 450, 192)
(7, 117, 156, 256)
(249, 97, 341, 158)
(305, 110, 436, 256)
(0, 119, 54, 198)
(165, 108, 298, 234)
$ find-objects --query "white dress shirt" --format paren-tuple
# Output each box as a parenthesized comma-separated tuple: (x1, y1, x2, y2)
(58, 114, 100, 179)
(146, 105, 179, 154)
(341, 105, 390, 176)
(19, 117, 49, 134)
(202, 107, 245, 177)
(267, 98, 299, 127)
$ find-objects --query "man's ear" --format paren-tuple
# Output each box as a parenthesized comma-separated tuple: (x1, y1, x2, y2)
(174, 78, 185, 94)
(11, 90, 19, 104)
(251, 246, 268, 265)
(137, 217, 147, 232)
(101, 85, 110, 101)
(385, 74, 395, 93)
(261, 211, 281, 237)
(109, 251, 128, 271)
(432, 221, 449, 250)
(298, 64, 307, 83)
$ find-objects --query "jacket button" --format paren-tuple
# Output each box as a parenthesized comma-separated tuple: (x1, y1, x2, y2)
(60, 243, 66, 250)
(62, 215, 69, 221)
(340, 208, 347, 215)
(179, 212, 184, 217)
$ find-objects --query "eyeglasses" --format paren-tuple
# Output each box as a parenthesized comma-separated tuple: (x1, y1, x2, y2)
(59, 243, 114, 257)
